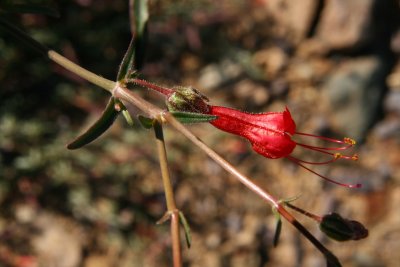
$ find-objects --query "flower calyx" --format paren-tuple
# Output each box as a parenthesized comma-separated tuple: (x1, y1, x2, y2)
(166, 86, 210, 114)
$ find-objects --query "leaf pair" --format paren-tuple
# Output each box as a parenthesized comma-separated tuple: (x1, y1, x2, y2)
(157, 210, 192, 249)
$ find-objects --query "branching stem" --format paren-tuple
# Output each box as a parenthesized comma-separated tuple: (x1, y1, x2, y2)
(2, 15, 344, 267)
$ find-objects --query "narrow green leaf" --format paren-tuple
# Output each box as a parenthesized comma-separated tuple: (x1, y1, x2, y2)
(114, 99, 134, 126)
(117, 37, 136, 81)
(273, 217, 282, 247)
(1, 4, 60, 17)
(138, 115, 154, 129)
(122, 110, 134, 126)
(272, 207, 282, 247)
(130, 0, 149, 69)
(67, 97, 120, 149)
(170, 111, 217, 124)
(178, 211, 192, 249)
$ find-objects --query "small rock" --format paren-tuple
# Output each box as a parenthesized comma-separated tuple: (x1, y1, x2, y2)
(32, 212, 84, 267)
(372, 117, 400, 139)
(391, 28, 400, 54)
(265, 0, 319, 43)
(198, 60, 242, 89)
(322, 56, 388, 140)
(315, 0, 374, 50)
(233, 79, 270, 105)
(384, 91, 400, 115)
(253, 47, 288, 77)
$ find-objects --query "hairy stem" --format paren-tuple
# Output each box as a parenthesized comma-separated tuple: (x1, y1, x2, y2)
(130, 78, 175, 96)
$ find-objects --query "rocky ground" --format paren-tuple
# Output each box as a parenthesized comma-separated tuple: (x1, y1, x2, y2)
(1, 0, 399, 266)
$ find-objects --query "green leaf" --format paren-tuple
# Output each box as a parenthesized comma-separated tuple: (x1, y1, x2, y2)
(130, 0, 149, 69)
(272, 207, 282, 247)
(138, 115, 154, 129)
(170, 111, 217, 124)
(122, 110, 134, 126)
(1, 3, 60, 17)
(67, 97, 120, 149)
(178, 211, 192, 249)
(114, 99, 134, 126)
(117, 37, 136, 81)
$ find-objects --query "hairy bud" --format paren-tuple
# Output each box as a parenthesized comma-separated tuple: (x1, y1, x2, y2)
(166, 86, 210, 113)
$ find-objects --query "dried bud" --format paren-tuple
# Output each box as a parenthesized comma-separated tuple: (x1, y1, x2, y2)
(166, 86, 210, 113)
(319, 213, 368, 241)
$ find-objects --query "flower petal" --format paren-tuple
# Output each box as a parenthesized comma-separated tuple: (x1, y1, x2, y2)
(209, 106, 297, 158)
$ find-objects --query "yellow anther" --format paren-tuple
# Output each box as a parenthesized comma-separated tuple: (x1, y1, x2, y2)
(344, 137, 356, 145)
(351, 154, 359, 161)
(334, 153, 342, 159)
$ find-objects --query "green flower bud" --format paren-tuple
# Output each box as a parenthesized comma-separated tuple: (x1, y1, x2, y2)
(166, 86, 210, 113)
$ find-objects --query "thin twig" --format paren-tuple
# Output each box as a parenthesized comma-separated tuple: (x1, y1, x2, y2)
(153, 119, 182, 267)
(48, 51, 115, 92)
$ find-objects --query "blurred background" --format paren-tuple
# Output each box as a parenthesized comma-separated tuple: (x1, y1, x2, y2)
(1, 0, 400, 266)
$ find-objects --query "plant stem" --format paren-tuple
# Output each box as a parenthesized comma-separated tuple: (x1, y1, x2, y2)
(153, 120, 178, 211)
(3, 18, 342, 267)
(163, 112, 280, 207)
(115, 85, 338, 262)
(48, 51, 115, 92)
(130, 78, 175, 96)
(0, 19, 116, 93)
(153, 119, 182, 267)
(113, 84, 163, 118)
(285, 202, 322, 222)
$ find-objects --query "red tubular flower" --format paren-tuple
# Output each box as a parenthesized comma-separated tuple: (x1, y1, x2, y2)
(208, 106, 361, 188)
(131, 81, 360, 188)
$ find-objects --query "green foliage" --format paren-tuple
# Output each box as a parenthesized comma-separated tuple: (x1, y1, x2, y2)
(67, 97, 120, 149)
(117, 37, 136, 82)
(170, 111, 217, 124)
(131, 0, 149, 70)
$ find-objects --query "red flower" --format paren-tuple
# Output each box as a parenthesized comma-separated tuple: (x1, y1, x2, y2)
(208, 106, 360, 188)
(130, 81, 360, 188)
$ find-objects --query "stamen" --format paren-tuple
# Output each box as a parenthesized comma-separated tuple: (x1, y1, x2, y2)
(344, 137, 356, 145)
(287, 156, 362, 188)
(287, 154, 341, 165)
(339, 153, 359, 161)
(296, 142, 354, 151)
(295, 132, 356, 146)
